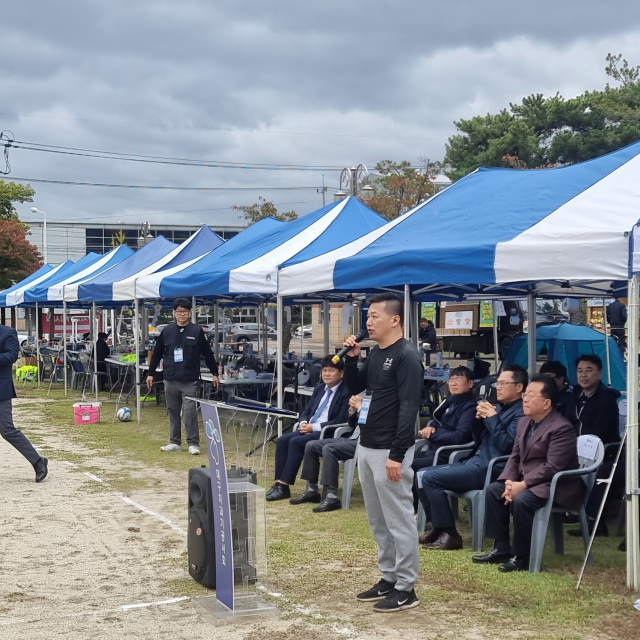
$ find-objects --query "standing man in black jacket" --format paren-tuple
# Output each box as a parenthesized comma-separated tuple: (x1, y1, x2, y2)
(343, 292, 424, 613)
(606, 297, 627, 354)
(0, 324, 48, 482)
(147, 298, 219, 455)
(539, 361, 579, 433)
(569, 354, 622, 536)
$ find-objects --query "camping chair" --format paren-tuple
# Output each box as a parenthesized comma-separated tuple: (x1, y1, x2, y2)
(69, 358, 87, 391)
(46, 353, 66, 397)
(415, 440, 475, 533)
(528, 434, 604, 573)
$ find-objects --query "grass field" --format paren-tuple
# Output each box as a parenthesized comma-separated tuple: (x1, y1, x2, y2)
(15, 382, 640, 639)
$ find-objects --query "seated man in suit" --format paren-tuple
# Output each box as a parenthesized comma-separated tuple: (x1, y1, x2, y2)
(417, 364, 527, 550)
(411, 366, 477, 510)
(568, 354, 622, 537)
(473, 375, 582, 571)
(539, 360, 579, 433)
(291, 394, 362, 512)
(266, 355, 350, 502)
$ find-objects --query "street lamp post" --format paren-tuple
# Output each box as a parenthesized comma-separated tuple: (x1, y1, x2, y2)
(30, 207, 47, 263)
(334, 164, 372, 201)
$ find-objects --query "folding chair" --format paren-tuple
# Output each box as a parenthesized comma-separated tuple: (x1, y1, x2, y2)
(528, 434, 604, 573)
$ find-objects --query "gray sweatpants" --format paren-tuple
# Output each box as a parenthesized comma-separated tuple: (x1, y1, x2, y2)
(164, 379, 200, 446)
(358, 445, 419, 592)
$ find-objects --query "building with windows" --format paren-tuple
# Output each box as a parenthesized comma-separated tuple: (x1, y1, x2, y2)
(22, 220, 242, 265)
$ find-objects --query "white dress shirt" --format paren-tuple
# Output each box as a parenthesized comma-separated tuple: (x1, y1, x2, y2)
(309, 381, 342, 431)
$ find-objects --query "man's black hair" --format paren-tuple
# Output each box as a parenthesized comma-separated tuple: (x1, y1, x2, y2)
(427, 320, 434, 327)
(366, 292, 404, 324)
(540, 360, 568, 382)
(173, 297, 192, 311)
(501, 363, 528, 390)
(575, 353, 603, 371)
(530, 375, 559, 405)
(449, 366, 474, 382)
(97, 332, 108, 341)
(321, 355, 344, 371)
(420, 317, 428, 324)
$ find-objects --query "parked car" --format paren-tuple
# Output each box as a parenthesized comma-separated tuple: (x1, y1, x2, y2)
(148, 324, 168, 337)
(228, 323, 277, 343)
(294, 324, 313, 337)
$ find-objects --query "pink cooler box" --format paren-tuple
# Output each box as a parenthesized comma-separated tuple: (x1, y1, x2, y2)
(73, 403, 101, 425)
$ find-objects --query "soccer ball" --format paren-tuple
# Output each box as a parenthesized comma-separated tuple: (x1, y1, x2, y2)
(116, 407, 132, 422)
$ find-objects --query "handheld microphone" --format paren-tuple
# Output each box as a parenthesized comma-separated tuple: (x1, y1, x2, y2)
(332, 328, 367, 364)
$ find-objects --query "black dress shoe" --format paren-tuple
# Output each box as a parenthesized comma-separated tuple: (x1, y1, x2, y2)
(266, 484, 278, 497)
(422, 532, 463, 550)
(289, 491, 322, 505)
(266, 484, 290, 502)
(313, 498, 341, 513)
(498, 556, 529, 572)
(419, 526, 439, 546)
(472, 548, 512, 564)
(34, 457, 48, 483)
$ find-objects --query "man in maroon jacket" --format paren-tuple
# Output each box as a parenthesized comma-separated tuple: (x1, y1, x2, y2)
(472, 375, 582, 572)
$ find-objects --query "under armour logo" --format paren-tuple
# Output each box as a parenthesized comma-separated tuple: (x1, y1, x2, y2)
(383, 358, 393, 371)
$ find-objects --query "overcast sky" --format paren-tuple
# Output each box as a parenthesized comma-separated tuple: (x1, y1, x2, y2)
(3, 1, 640, 236)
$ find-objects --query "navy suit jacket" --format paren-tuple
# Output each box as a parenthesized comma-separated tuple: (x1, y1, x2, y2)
(0, 325, 19, 401)
(299, 381, 349, 430)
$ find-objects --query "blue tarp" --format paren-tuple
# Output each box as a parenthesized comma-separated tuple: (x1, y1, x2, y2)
(502, 323, 626, 391)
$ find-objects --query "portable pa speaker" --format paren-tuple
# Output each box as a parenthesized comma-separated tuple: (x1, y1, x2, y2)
(187, 466, 257, 589)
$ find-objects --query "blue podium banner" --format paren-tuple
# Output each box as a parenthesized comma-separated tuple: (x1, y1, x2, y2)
(202, 402, 234, 611)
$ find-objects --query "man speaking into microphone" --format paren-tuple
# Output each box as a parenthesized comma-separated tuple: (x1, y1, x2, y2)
(342, 292, 423, 613)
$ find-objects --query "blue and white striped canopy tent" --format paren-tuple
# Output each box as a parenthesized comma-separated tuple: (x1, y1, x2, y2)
(279, 141, 640, 299)
(0, 263, 53, 307)
(64, 225, 223, 304)
(134, 216, 284, 300)
(279, 142, 640, 590)
(46, 244, 134, 303)
(3, 261, 72, 307)
(135, 197, 385, 301)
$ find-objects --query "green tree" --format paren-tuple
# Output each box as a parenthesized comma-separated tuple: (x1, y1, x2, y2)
(366, 157, 442, 220)
(0, 180, 35, 221)
(232, 197, 298, 227)
(444, 55, 640, 179)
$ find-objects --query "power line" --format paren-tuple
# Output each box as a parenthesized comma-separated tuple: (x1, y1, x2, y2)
(8, 176, 321, 191)
(6, 139, 343, 171)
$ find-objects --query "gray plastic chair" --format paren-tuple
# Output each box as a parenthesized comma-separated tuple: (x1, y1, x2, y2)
(528, 434, 604, 573)
(341, 443, 358, 509)
(415, 441, 475, 532)
(444, 453, 510, 552)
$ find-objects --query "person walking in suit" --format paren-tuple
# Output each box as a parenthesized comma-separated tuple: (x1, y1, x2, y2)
(266, 355, 350, 501)
(473, 375, 582, 572)
(292, 394, 362, 512)
(417, 364, 527, 551)
(0, 325, 48, 482)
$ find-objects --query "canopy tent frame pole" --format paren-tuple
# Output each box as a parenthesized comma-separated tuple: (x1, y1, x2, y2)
(492, 301, 500, 374)
(93, 301, 98, 401)
(404, 285, 411, 340)
(213, 300, 220, 363)
(626, 274, 640, 590)
(300, 305, 304, 356)
(323, 299, 330, 357)
(277, 295, 284, 436)
(412, 301, 420, 351)
(63, 300, 68, 396)
(526, 291, 537, 379)
(110, 309, 116, 350)
(603, 300, 612, 386)
(35, 302, 40, 387)
(134, 299, 141, 424)
(263, 303, 268, 371)
(191, 297, 196, 324)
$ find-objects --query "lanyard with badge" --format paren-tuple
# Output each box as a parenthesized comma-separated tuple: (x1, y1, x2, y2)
(358, 392, 373, 425)
(174, 327, 186, 363)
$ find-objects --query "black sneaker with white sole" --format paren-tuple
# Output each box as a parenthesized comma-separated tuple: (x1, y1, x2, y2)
(373, 588, 420, 613)
(356, 579, 396, 602)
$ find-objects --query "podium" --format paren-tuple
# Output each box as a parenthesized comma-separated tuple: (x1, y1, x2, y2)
(190, 398, 297, 620)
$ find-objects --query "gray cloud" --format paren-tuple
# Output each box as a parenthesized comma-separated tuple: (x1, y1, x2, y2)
(2, 1, 640, 230)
